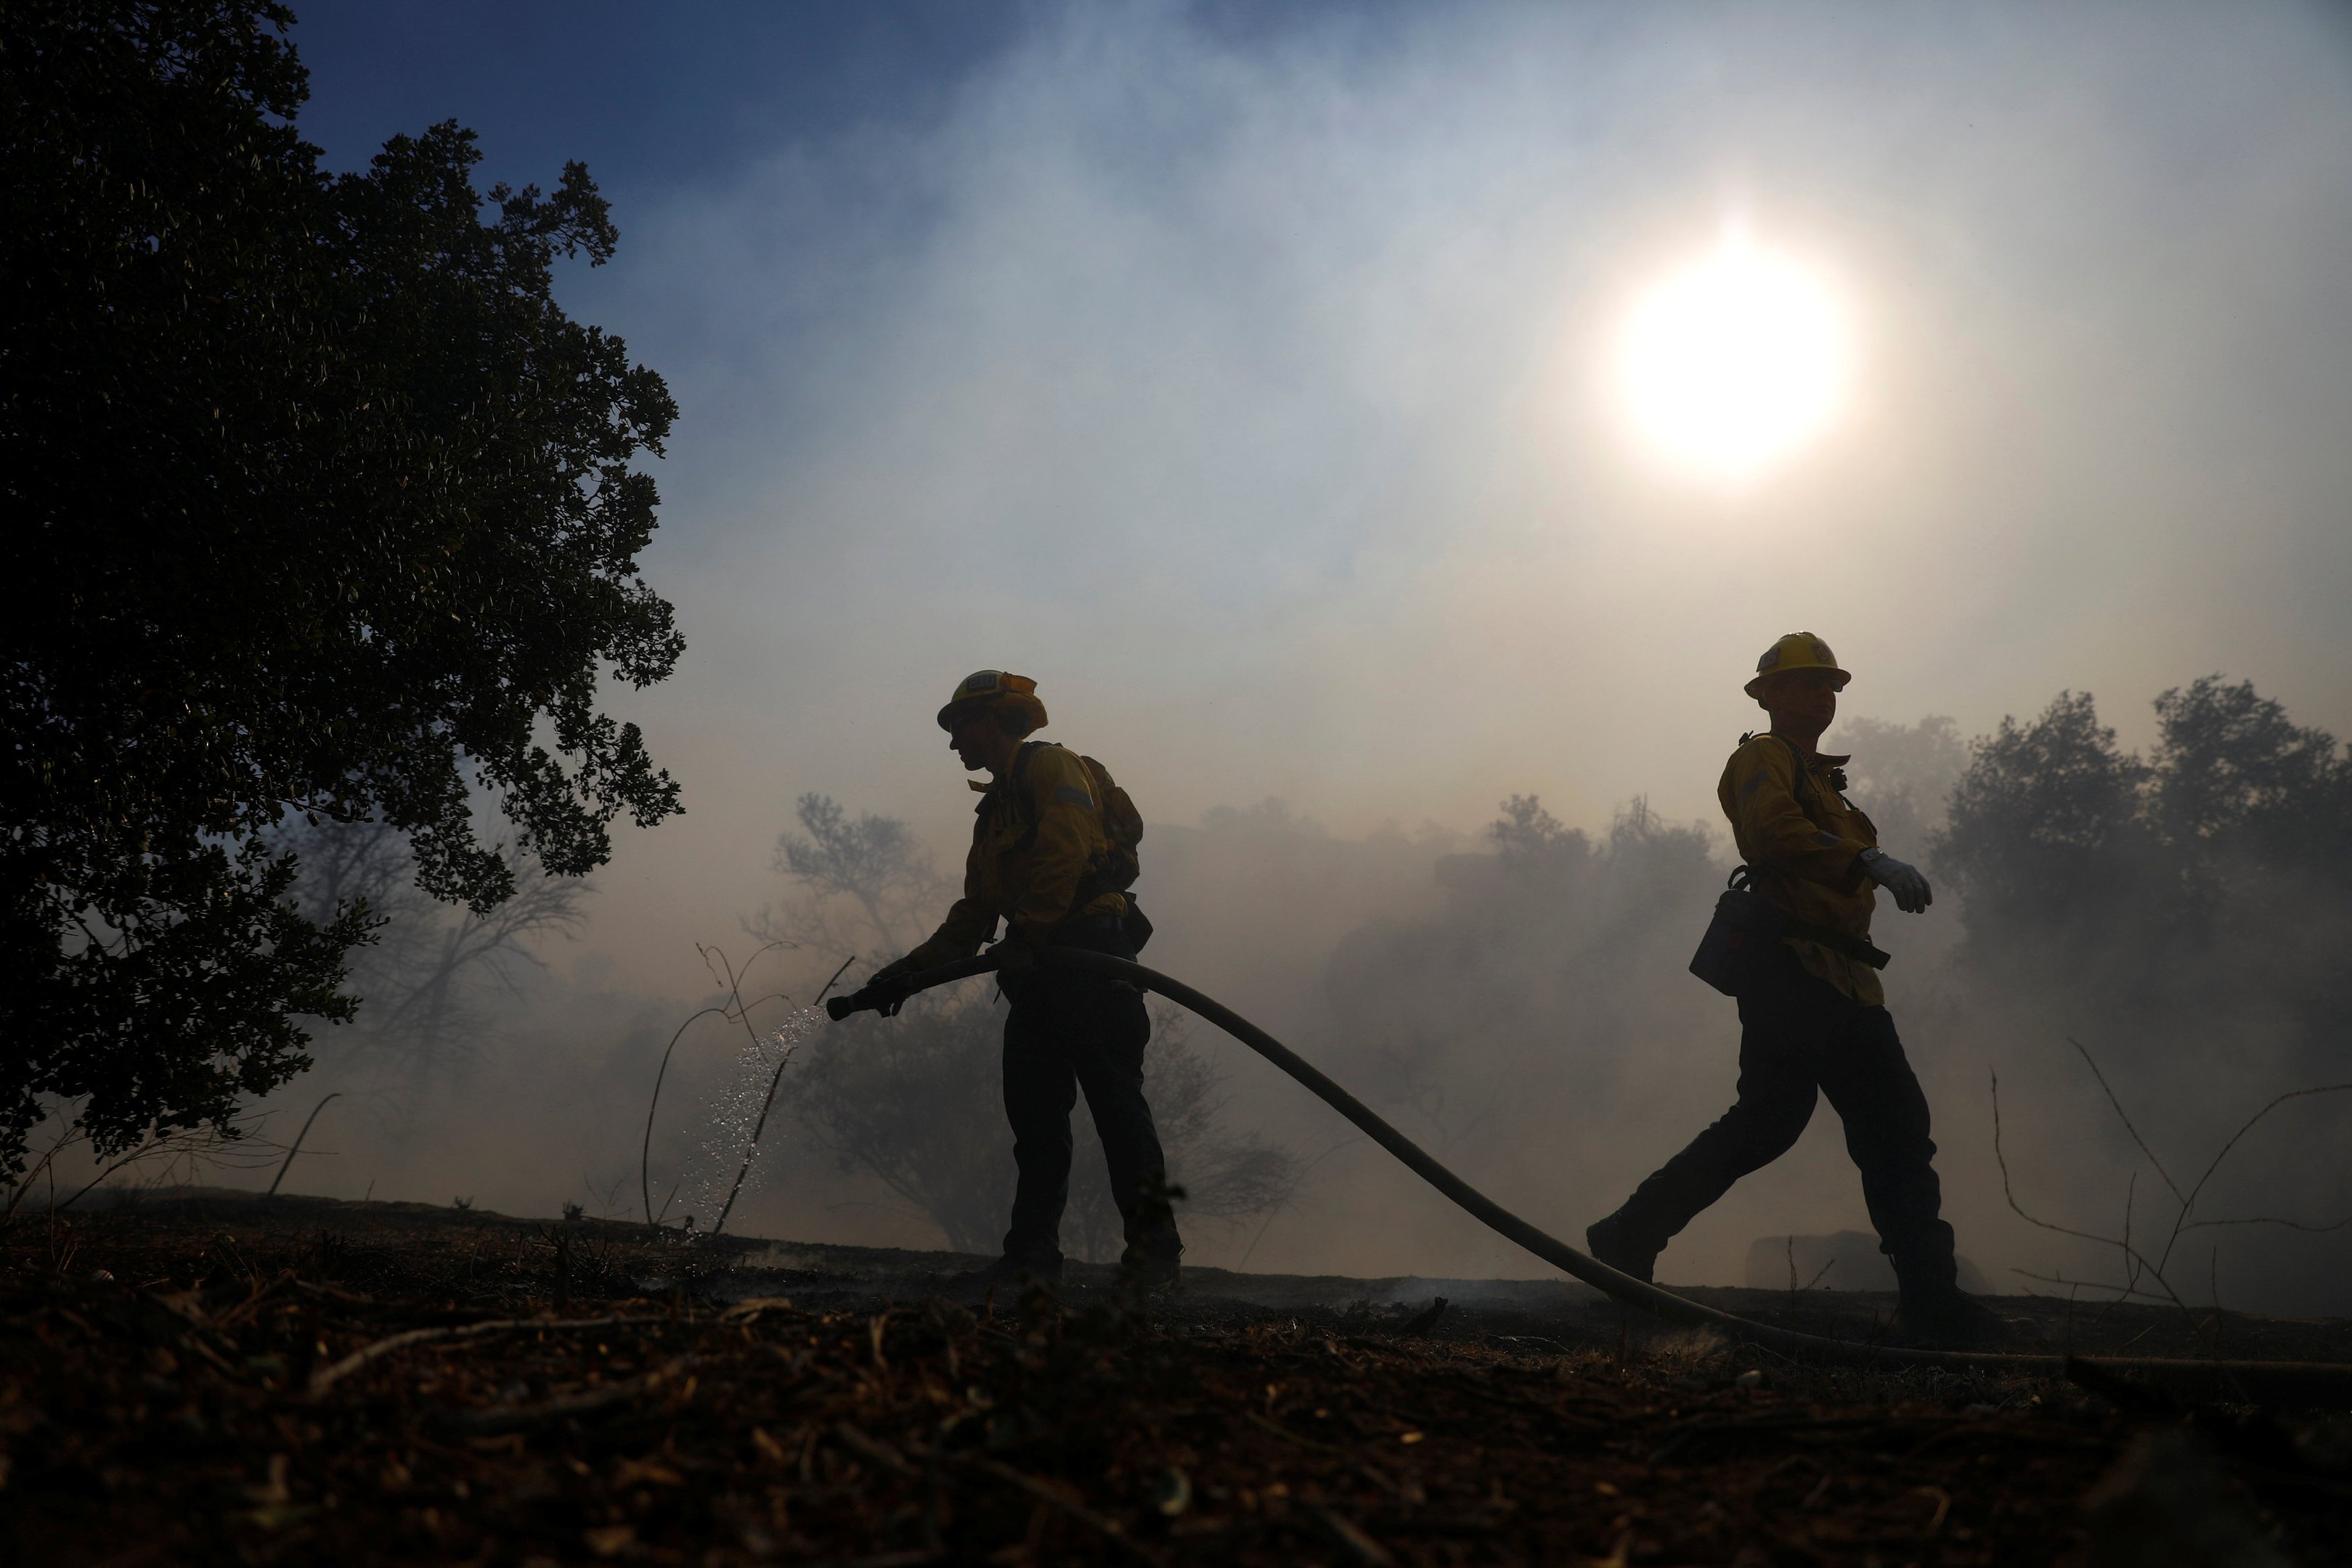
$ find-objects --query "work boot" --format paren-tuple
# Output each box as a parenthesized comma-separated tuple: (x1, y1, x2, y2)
(1586, 1212, 1661, 1285)
(952, 1253, 1062, 1290)
(1891, 1289, 2010, 1351)
(1118, 1252, 1181, 1297)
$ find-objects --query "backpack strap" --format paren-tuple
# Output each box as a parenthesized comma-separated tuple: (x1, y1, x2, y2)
(1739, 730, 1821, 812)
(994, 740, 1052, 849)
(1727, 735, 1889, 968)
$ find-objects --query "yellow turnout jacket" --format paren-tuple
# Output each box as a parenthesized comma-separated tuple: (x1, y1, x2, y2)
(1717, 733, 1884, 1005)
(907, 742, 1127, 970)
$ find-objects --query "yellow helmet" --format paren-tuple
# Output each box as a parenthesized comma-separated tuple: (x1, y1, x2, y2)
(936, 669, 1049, 733)
(1743, 632, 1850, 698)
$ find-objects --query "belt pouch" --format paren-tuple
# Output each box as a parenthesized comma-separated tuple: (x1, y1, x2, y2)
(1689, 886, 1785, 997)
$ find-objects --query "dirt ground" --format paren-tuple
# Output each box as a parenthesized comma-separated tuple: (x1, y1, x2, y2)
(7, 1191, 2351, 1567)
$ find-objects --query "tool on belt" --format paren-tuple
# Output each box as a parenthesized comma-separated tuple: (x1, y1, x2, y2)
(1688, 863, 1891, 997)
(1689, 735, 1889, 997)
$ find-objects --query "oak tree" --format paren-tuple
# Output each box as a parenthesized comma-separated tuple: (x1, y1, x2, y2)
(2, 1, 683, 1175)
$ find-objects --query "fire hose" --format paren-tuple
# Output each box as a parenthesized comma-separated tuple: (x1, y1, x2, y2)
(830, 946, 2351, 1407)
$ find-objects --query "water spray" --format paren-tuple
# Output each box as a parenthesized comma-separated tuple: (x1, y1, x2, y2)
(708, 955, 859, 1238)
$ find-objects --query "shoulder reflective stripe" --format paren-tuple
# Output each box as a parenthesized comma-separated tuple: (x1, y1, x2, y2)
(1813, 830, 1842, 846)
(1051, 784, 1096, 810)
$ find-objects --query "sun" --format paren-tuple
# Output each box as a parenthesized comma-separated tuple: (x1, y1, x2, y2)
(1615, 230, 1853, 488)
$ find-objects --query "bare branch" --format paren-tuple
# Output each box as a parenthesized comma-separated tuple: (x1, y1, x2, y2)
(1987, 1067, 2200, 1331)
(638, 942, 792, 1228)
(2154, 1090, 2352, 1278)
(1, 1116, 87, 1225)
(2067, 1037, 2184, 1204)
(265, 1092, 342, 1198)
(2005, 1267, 2179, 1304)
(710, 953, 856, 1240)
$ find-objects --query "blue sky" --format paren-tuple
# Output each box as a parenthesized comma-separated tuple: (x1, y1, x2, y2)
(288, 2, 1432, 196)
(291, 3, 1017, 190)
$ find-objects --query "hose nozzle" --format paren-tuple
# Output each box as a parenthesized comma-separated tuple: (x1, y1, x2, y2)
(823, 951, 1004, 1021)
(826, 985, 892, 1021)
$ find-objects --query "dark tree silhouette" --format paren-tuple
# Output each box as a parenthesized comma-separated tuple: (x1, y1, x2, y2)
(1933, 677, 2352, 1064)
(1934, 693, 2154, 957)
(2149, 676, 2352, 894)
(2, 1, 680, 1177)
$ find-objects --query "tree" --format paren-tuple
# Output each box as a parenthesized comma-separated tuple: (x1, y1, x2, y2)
(750, 793, 946, 959)
(2, 2, 681, 1177)
(1826, 714, 1967, 861)
(1932, 692, 2154, 967)
(276, 819, 589, 1072)
(2149, 675, 2352, 888)
(1327, 793, 1719, 1149)
(1489, 793, 1588, 871)
(1934, 678, 2352, 1063)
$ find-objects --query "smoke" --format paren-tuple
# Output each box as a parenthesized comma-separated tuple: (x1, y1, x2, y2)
(187, 686, 2351, 1315)
(1918, 678, 2352, 1315)
(147, 2, 2352, 1313)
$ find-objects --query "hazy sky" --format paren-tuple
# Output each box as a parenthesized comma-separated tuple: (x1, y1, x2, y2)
(291, 1, 2352, 996)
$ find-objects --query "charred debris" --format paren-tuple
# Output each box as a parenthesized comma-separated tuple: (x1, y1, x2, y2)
(7, 1193, 2350, 1566)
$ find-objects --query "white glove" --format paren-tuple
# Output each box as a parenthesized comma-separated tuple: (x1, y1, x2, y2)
(1859, 849, 1932, 914)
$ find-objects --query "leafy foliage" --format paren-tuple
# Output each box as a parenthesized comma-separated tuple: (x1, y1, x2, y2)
(1489, 793, 1583, 864)
(1933, 677, 2352, 1062)
(2, 1, 680, 1175)
(1326, 795, 1720, 1150)
(1934, 693, 2156, 942)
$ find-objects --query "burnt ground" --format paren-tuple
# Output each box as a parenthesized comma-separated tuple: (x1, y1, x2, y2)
(7, 1192, 2351, 1567)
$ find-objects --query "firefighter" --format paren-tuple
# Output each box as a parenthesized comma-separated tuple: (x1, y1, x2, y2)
(868, 671, 1182, 1290)
(1586, 634, 2006, 1349)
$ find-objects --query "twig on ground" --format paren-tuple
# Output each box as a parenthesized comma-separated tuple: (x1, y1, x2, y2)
(266, 1092, 341, 1198)
(308, 1313, 667, 1396)
(439, 1356, 697, 1435)
(2006, 1268, 2177, 1304)
(967, 1456, 1163, 1562)
(58, 1123, 272, 1215)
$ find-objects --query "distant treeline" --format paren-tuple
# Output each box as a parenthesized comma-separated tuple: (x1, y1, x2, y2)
(1936, 675, 2352, 1080)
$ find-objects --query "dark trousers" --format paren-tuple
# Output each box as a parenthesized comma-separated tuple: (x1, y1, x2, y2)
(1613, 950, 1958, 1295)
(1000, 918, 1183, 1268)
